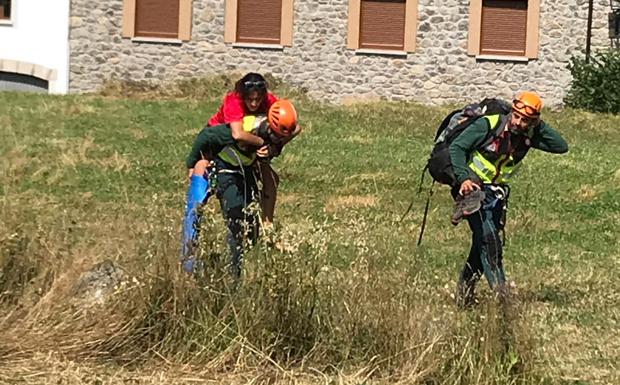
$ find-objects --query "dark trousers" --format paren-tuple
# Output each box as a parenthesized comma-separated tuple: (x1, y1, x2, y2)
(215, 161, 260, 277)
(456, 185, 508, 290)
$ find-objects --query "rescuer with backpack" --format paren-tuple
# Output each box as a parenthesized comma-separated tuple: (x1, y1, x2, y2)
(430, 91, 568, 306)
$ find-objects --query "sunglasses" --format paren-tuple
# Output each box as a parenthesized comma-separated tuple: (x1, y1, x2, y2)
(243, 80, 267, 90)
(512, 100, 539, 117)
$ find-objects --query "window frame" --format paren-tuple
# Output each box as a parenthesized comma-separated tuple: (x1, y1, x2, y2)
(468, 0, 540, 60)
(224, 0, 294, 47)
(347, 0, 418, 53)
(122, 0, 192, 42)
(0, 0, 13, 25)
(0, 59, 57, 84)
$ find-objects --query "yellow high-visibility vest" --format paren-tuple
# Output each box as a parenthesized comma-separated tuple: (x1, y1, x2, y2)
(217, 115, 267, 166)
(467, 115, 522, 184)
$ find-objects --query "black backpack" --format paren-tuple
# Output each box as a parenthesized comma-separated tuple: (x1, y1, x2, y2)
(426, 98, 512, 187)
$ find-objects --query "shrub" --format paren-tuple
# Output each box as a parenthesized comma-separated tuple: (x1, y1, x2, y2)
(97, 72, 309, 102)
(564, 50, 620, 113)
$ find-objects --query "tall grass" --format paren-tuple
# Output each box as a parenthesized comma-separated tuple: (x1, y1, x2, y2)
(0, 80, 619, 384)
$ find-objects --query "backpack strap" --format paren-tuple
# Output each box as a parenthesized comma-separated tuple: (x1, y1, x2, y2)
(416, 180, 435, 246)
(477, 113, 510, 150)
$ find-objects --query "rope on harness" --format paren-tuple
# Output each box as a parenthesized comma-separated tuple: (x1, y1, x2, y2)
(228, 149, 262, 227)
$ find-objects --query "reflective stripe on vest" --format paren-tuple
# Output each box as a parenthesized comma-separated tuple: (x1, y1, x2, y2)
(467, 115, 521, 184)
(218, 146, 255, 166)
(468, 150, 522, 184)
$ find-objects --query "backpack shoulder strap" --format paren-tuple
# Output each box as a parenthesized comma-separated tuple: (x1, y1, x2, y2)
(476, 113, 510, 149)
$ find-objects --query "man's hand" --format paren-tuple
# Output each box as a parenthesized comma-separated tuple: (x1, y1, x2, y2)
(256, 143, 282, 158)
(257, 145, 270, 158)
(188, 159, 213, 179)
(459, 179, 480, 196)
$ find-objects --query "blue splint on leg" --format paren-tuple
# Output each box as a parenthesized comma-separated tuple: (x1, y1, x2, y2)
(181, 174, 210, 273)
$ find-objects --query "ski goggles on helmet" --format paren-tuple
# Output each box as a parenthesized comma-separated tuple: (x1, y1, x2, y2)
(512, 99, 540, 117)
(243, 80, 267, 91)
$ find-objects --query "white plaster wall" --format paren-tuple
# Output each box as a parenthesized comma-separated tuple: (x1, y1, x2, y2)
(0, 0, 70, 93)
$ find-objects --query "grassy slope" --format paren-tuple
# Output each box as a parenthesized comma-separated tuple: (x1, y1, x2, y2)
(0, 91, 619, 384)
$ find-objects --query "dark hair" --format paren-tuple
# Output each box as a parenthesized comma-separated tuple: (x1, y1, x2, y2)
(234, 73, 268, 99)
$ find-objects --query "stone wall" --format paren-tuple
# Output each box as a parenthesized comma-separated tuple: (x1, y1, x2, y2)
(69, 0, 613, 106)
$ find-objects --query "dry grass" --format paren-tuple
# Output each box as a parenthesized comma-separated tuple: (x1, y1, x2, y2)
(0, 197, 548, 384)
(324, 195, 378, 212)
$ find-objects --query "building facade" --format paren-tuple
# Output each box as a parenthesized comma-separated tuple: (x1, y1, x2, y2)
(0, 0, 71, 93)
(68, 0, 612, 106)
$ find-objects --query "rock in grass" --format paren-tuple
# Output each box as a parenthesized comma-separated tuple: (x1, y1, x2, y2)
(72, 259, 126, 305)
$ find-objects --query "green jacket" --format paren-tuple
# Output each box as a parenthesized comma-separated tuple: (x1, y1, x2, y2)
(185, 123, 254, 169)
(449, 117, 568, 185)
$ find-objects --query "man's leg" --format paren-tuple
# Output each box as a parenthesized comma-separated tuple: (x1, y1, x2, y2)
(477, 195, 506, 289)
(458, 212, 485, 306)
(258, 161, 279, 226)
(244, 170, 261, 245)
(216, 172, 247, 278)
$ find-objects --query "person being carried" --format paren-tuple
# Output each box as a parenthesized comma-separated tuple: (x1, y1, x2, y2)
(197, 72, 301, 226)
(181, 100, 298, 277)
(449, 91, 568, 307)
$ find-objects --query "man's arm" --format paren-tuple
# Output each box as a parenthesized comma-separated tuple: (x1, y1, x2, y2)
(186, 126, 235, 168)
(230, 121, 265, 147)
(222, 95, 266, 147)
(449, 119, 493, 184)
(530, 121, 568, 154)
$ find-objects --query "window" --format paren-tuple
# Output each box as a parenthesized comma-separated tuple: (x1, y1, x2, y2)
(122, 0, 192, 41)
(0, 0, 11, 20)
(0, 72, 48, 93)
(468, 0, 540, 59)
(347, 0, 418, 52)
(224, 0, 294, 46)
(237, 0, 281, 44)
(135, 0, 179, 38)
(0, 60, 57, 93)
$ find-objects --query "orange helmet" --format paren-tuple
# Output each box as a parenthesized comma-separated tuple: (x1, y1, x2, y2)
(512, 91, 543, 118)
(268, 99, 297, 137)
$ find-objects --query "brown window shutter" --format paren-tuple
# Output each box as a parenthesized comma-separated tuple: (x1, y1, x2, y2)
(237, 0, 282, 44)
(135, 0, 180, 39)
(359, 0, 406, 50)
(1, 0, 11, 19)
(480, 0, 527, 56)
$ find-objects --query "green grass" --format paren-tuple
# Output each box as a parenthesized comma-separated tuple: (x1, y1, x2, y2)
(0, 86, 619, 385)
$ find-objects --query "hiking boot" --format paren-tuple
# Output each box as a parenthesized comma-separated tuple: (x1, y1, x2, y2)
(456, 280, 477, 309)
(451, 189, 485, 225)
(495, 281, 518, 301)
